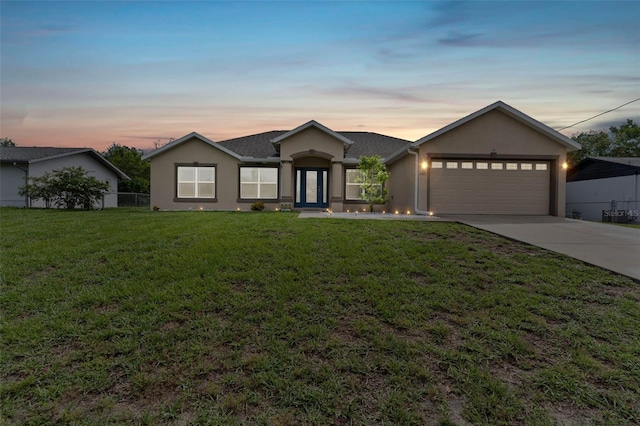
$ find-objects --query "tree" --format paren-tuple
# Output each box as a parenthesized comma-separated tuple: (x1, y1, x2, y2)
(101, 143, 150, 193)
(356, 155, 390, 212)
(19, 166, 109, 210)
(0, 137, 16, 147)
(569, 119, 640, 166)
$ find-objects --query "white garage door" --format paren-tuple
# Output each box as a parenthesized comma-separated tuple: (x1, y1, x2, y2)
(429, 160, 550, 214)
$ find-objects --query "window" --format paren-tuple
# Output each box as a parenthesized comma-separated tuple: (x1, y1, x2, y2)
(446, 162, 458, 169)
(177, 166, 215, 198)
(521, 163, 533, 170)
(491, 163, 503, 170)
(461, 162, 473, 169)
(345, 169, 364, 200)
(240, 167, 278, 199)
(431, 161, 443, 169)
(476, 162, 488, 170)
(506, 163, 518, 170)
(535, 163, 548, 171)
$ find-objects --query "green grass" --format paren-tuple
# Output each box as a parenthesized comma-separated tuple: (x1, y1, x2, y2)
(1, 208, 639, 425)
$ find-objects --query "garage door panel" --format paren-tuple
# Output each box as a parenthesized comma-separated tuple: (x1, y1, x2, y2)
(429, 160, 550, 214)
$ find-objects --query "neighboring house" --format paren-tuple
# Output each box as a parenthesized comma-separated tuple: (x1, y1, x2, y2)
(143, 101, 580, 216)
(566, 157, 640, 222)
(0, 147, 129, 208)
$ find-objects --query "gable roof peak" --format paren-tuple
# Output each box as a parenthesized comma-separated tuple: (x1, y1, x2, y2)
(413, 101, 581, 151)
(271, 120, 354, 147)
(141, 131, 242, 161)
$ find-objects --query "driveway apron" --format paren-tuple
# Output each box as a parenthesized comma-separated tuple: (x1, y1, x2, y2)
(445, 215, 640, 281)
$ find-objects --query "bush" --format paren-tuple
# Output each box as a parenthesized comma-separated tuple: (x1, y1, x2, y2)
(250, 201, 265, 211)
(19, 166, 109, 210)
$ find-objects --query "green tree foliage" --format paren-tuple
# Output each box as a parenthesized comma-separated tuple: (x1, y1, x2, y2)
(569, 119, 640, 166)
(19, 166, 109, 210)
(0, 137, 16, 147)
(102, 143, 150, 193)
(356, 155, 390, 212)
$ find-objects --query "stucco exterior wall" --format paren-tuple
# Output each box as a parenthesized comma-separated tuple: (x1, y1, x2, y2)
(418, 110, 569, 216)
(567, 175, 640, 221)
(279, 127, 345, 162)
(388, 155, 416, 214)
(28, 153, 120, 208)
(149, 137, 262, 210)
(0, 163, 28, 207)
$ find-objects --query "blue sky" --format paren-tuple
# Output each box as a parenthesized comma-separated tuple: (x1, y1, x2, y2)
(1, 1, 639, 150)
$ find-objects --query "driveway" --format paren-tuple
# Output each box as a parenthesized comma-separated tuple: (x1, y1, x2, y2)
(445, 215, 640, 281)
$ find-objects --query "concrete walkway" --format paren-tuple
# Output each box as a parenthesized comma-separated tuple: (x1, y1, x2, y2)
(446, 215, 640, 281)
(298, 211, 451, 221)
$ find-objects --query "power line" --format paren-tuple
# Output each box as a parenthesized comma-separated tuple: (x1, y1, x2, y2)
(556, 98, 640, 131)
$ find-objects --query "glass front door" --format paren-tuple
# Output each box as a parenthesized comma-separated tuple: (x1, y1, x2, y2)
(295, 168, 329, 208)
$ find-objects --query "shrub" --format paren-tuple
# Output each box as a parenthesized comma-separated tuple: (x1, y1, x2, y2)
(19, 166, 109, 210)
(250, 201, 265, 211)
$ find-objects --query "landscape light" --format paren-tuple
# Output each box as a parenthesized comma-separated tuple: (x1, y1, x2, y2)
(429, 211, 434, 216)
(406, 210, 411, 215)
(395, 210, 399, 215)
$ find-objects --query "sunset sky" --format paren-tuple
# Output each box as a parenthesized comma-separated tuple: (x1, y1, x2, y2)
(1, 1, 639, 151)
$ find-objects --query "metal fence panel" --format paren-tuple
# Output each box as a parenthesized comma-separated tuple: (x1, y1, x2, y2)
(117, 193, 150, 207)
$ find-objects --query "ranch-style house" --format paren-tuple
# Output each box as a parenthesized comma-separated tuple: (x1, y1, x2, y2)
(142, 101, 581, 216)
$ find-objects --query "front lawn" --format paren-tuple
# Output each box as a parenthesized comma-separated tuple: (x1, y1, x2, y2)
(1, 208, 638, 425)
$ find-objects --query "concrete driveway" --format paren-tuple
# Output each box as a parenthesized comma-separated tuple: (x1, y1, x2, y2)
(445, 215, 640, 281)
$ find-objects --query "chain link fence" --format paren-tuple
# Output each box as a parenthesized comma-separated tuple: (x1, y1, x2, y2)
(117, 193, 150, 208)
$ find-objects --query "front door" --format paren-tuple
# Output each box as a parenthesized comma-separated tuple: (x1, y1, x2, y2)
(295, 168, 329, 208)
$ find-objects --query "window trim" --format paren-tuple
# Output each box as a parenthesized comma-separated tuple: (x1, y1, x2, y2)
(238, 165, 280, 201)
(345, 168, 365, 201)
(174, 163, 217, 202)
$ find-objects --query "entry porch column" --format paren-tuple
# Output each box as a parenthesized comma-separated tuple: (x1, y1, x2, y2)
(330, 161, 343, 212)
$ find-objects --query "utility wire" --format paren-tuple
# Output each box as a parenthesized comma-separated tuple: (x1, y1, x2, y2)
(556, 97, 640, 131)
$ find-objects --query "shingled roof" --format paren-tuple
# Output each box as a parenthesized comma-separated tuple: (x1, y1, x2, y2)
(0, 146, 129, 179)
(0, 147, 90, 162)
(216, 130, 411, 161)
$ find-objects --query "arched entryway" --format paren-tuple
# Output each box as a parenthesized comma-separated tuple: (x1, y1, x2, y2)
(293, 156, 330, 209)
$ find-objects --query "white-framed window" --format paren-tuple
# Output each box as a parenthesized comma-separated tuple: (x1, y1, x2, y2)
(240, 167, 278, 199)
(521, 163, 533, 170)
(345, 169, 364, 200)
(535, 163, 548, 171)
(506, 163, 518, 170)
(491, 163, 503, 170)
(446, 162, 458, 169)
(476, 162, 488, 170)
(461, 162, 473, 169)
(431, 161, 443, 169)
(177, 166, 215, 198)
